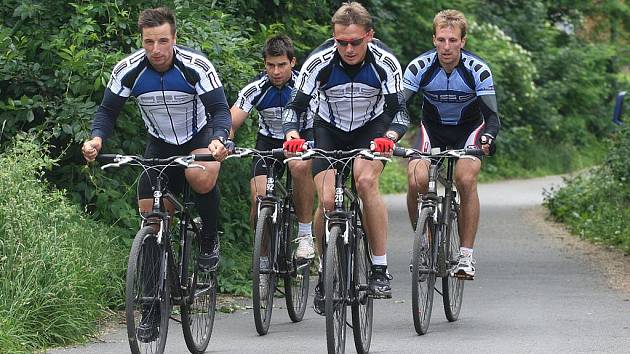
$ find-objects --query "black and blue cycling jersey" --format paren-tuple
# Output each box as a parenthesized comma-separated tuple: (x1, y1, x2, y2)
(234, 70, 313, 140)
(91, 45, 231, 145)
(403, 48, 500, 138)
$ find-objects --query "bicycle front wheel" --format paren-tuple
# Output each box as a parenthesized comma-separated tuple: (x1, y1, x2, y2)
(252, 206, 276, 335)
(443, 205, 464, 321)
(411, 208, 436, 335)
(283, 205, 309, 322)
(181, 230, 217, 353)
(351, 225, 373, 354)
(126, 226, 171, 354)
(325, 225, 348, 354)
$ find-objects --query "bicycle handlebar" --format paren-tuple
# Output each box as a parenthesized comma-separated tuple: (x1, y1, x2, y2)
(392, 146, 484, 159)
(97, 153, 216, 170)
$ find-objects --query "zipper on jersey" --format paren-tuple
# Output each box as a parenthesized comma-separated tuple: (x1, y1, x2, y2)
(161, 73, 179, 145)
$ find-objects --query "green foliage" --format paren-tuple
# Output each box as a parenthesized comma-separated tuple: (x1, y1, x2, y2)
(0, 135, 126, 352)
(544, 127, 630, 254)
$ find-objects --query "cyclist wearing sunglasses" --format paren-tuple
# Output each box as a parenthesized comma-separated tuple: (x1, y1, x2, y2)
(282, 2, 409, 311)
(402, 9, 501, 279)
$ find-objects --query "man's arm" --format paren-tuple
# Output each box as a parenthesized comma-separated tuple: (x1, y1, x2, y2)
(229, 105, 249, 139)
(479, 94, 500, 138)
(282, 90, 313, 140)
(82, 88, 127, 161)
(382, 91, 410, 142)
(200, 86, 231, 139)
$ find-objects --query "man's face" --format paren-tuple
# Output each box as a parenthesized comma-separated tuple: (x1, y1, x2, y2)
(433, 25, 466, 71)
(333, 24, 373, 66)
(264, 54, 296, 87)
(142, 23, 176, 72)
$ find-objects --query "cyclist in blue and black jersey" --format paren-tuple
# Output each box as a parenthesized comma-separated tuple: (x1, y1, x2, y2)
(282, 2, 410, 312)
(230, 35, 316, 265)
(82, 7, 230, 276)
(402, 9, 501, 279)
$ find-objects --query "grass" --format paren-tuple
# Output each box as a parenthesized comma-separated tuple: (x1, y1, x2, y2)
(0, 136, 126, 353)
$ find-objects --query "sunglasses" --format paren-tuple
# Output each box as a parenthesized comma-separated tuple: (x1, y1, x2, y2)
(334, 32, 370, 47)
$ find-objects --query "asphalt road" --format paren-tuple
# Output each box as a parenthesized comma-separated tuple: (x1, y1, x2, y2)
(48, 176, 630, 353)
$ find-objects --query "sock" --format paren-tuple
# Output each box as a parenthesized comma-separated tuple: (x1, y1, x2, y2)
(195, 185, 220, 253)
(298, 222, 312, 235)
(372, 254, 387, 266)
(459, 247, 473, 257)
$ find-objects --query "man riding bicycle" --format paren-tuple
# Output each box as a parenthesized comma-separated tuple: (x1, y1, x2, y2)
(81, 7, 230, 274)
(229, 35, 316, 262)
(282, 2, 409, 312)
(402, 9, 501, 279)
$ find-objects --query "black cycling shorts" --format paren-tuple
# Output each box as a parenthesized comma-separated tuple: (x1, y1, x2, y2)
(312, 117, 386, 176)
(412, 119, 485, 159)
(138, 124, 213, 199)
(251, 129, 313, 178)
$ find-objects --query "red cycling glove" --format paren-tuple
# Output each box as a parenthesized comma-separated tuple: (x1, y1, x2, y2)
(283, 138, 306, 153)
(371, 137, 394, 152)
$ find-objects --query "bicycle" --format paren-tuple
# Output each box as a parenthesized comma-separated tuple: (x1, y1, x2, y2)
(231, 147, 311, 335)
(392, 146, 483, 335)
(290, 147, 389, 354)
(98, 153, 219, 354)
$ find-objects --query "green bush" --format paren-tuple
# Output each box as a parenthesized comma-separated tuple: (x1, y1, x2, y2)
(544, 127, 630, 253)
(0, 135, 126, 353)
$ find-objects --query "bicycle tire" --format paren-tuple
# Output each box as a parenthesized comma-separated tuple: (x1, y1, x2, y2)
(283, 204, 309, 322)
(351, 224, 373, 353)
(442, 204, 464, 321)
(252, 206, 276, 335)
(181, 230, 216, 353)
(325, 225, 347, 354)
(126, 226, 170, 354)
(412, 208, 436, 335)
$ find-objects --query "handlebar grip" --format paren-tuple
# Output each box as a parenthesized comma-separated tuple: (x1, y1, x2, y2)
(193, 154, 216, 161)
(271, 148, 286, 160)
(97, 154, 118, 162)
(393, 146, 408, 157)
(464, 148, 484, 157)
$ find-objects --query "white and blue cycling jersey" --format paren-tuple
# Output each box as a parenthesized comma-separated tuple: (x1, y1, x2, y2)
(403, 48, 498, 135)
(283, 38, 408, 137)
(91, 45, 231, 145)
(234, 70, 313, 140)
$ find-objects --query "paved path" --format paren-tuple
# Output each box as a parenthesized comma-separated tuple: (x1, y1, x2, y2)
(48, 176, 630, 353)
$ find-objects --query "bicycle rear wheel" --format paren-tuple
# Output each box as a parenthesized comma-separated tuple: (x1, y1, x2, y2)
(442, 204, 464, 321)
(252, 206, 276, 335)
(325, 225, 347, 354)
(283, 204, 309, 322)
(126, 226, 171, 354)
(412, 208, 436, 335)
(181, 230, 217, 353)
(351, 225, 373, 354)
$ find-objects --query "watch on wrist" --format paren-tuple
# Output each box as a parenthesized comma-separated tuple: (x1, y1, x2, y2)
(212, 136, 227, 146)
(385, 132, 398, 142)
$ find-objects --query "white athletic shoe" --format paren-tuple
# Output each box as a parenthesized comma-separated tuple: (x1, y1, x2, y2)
(295, 234, 315, 259)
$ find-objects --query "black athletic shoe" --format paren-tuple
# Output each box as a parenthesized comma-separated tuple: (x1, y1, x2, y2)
(198, 239, 219, 272)
(368, 265, 392, 299)
(313, 274, 325, 316)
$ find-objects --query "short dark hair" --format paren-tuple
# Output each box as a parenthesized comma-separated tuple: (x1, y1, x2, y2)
(262, 35, 295, 61)
(137, 7, 176, 35)
(331, 2, 373, 32)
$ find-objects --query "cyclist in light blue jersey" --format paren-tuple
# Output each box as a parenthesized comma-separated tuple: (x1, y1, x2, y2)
(402, 9, 501, 279)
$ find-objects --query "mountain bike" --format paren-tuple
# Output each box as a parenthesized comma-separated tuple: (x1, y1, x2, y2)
(291, 147, 389, 354)
(99, 154, 219, 354)
(393, 146, 482, 335)
(231, 147, 311, 335)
